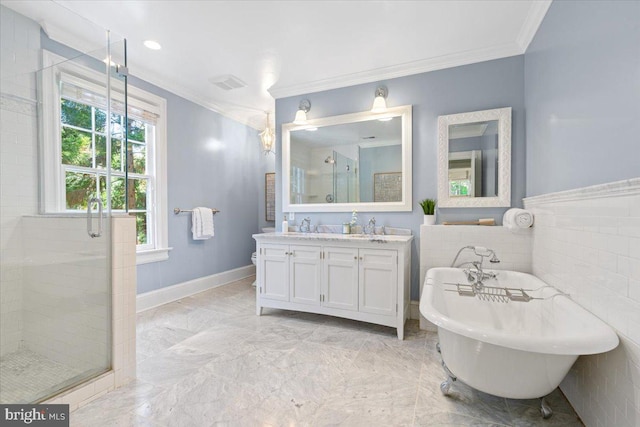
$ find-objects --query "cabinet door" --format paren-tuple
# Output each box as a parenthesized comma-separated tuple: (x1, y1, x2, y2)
(358, 248, 397, 316)
(260, 243, 289, 302)
(323, 246, 359, 311)
(290, 245, 322, 306)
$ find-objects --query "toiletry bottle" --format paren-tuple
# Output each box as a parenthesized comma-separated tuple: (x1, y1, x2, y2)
(282, 215, 289, 233)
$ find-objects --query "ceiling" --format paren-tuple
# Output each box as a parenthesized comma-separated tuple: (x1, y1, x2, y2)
(2, 0, 551, 130)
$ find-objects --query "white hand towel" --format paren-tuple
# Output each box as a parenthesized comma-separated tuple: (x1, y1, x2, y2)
(192, 207, 214, 240)
(502, 208, 534, 232)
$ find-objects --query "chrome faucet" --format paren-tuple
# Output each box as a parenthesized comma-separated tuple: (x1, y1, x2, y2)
(450, 246, 500, 291)
(466, 261, 497, 291)
(299, 217, 311, 233)
(366, 217, 376, 235)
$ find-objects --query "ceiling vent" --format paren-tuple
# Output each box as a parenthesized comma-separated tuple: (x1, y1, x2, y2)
(208, 74, 247, 91)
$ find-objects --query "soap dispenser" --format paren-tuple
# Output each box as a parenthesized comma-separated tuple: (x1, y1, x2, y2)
(282, 215, 289, 233)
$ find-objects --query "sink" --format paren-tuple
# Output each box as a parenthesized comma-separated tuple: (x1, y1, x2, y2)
(345, 234, 388, 243)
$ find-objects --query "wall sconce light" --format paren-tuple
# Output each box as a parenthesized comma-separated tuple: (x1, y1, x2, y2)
(371, 86, 388, 113)
(259, 112, 275, 154)
(293, 99, 311, 125)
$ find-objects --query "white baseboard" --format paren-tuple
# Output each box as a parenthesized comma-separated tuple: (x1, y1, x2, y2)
(136, 265, 256, 313)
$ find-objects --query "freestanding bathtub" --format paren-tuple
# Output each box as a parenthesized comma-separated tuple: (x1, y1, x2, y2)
(420, 267, 619, 416)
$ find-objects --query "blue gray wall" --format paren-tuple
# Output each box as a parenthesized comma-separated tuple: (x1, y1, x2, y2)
(524, 0, 640, 197)
(275, 56, 526, 299)
(42, 35, 264, 294)
(359, 145, 402, 202)
(133, 84, 261, 294)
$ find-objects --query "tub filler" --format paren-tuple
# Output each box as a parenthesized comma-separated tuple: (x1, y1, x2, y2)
(420, 267, 619, 418)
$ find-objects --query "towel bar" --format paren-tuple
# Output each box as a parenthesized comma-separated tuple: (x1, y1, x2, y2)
(174, 208, 220, 215)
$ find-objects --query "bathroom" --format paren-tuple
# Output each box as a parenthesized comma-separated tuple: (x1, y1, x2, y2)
(0, 0, 639, 426)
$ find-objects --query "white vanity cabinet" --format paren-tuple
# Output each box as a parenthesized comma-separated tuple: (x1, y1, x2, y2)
(322, 246, 359, 311)
(258, 243, 322, 305)
(358, 248, 398, 317)
(254, 232, 413, 339)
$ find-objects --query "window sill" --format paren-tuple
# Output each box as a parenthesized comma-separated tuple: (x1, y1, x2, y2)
(136, 247, 172, 265)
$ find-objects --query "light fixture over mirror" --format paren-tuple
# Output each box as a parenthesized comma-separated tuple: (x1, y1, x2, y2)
(293, 99, 311, 125)
(282, 105, 413, 213)
(437, 107, 511, 207)
(259, 112, 275, 154)
(371, 86, 388, 113)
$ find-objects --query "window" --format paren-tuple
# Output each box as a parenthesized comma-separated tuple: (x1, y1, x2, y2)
(42, 51, 169, 264)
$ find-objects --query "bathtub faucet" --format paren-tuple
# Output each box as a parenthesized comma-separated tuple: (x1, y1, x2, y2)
(451, 246, 500, 291)
(467, 261, 498, 291)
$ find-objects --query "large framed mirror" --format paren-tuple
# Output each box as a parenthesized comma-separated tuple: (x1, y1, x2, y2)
(282, 105, 412, 212)
(437, 107, 511, 207)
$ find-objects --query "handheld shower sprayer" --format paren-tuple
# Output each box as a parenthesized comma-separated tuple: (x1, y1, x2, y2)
(450, 246, 500, 268)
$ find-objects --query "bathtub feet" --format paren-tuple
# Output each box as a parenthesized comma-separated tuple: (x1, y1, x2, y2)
(440, 379, 452, 396)
(540, 397, 553, 419)
(439, 358, 456, 396)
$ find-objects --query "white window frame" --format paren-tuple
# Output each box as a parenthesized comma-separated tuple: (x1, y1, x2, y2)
(41, 51, 170, 264)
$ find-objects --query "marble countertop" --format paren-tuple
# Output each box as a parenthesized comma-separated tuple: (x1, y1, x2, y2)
(253, 232, 413, 244)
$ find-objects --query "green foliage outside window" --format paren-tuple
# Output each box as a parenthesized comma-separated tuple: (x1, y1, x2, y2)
(61, 98, 150, 245)
(450, 180, 470, 196)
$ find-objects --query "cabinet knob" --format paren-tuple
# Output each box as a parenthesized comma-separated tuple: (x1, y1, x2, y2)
(354, 256, 358, 260)
(360, 257, 363, 261)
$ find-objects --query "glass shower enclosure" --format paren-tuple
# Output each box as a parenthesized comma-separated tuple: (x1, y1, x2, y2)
(332, 150, 359, 203)
(0, 3, 127, 403)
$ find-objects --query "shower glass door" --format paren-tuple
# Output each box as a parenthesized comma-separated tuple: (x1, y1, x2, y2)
(333, 151, 359, 203)
(0, 3, 126, 403)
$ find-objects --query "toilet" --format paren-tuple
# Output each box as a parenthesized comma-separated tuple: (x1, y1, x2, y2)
(252, 227, 275, 286)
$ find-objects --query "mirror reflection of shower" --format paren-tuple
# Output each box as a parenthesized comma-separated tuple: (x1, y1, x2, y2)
(329, 150, 358, 203)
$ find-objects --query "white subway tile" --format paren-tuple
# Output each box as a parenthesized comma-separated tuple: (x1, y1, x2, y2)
(629, 279, 640, 303)
(630, 258, 640, 282)
(630, 238, 640, 260)
(629, 196, 640, 217)
(620, 217, 640, 238)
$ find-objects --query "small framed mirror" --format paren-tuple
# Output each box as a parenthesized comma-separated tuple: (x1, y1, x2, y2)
(437, 107, 511, 207)
(282, 105, 412, 212)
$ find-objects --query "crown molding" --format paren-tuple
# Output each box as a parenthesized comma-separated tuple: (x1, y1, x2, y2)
(268, 42, 523, 99)
(40, 18, 265, 131)
(128, 67, 264, 130)
(516, 0, 552, 51)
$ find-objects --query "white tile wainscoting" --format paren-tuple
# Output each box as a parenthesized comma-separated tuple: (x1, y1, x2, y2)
(525, 178, 640, 427)
(42, 216, 137, 410)
(419, 224, 533, 329)
(0, 5, 41, 356)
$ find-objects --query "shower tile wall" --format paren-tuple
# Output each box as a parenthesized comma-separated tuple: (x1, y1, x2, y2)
(525, 180, 640, 427)
(0, 5, 41, 356)
(21, 217, 111, 373)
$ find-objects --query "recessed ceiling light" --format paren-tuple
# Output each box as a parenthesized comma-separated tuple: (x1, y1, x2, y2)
(143, 40, 162, 50)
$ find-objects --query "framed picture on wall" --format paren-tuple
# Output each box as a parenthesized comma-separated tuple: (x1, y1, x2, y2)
(374, 172, 402, 202)
(265, 173, 276, 221)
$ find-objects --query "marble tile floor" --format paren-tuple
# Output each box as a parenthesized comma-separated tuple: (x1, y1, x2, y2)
(71, 276, 584, 426)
